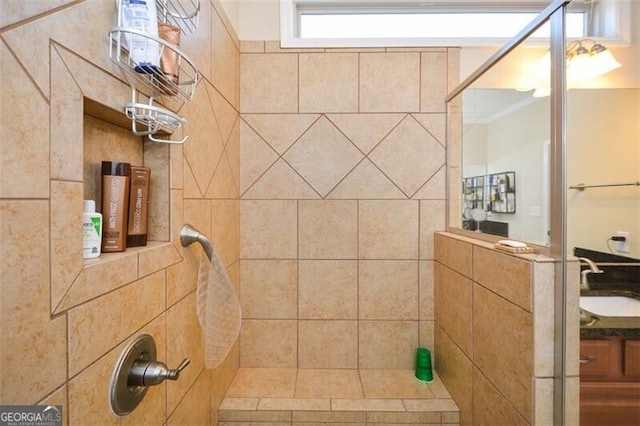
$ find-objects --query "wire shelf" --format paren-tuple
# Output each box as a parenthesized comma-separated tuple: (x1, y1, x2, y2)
(125, 101, 188, 144)
(157, 0, 200, 34)
(109, 27, 199, 102)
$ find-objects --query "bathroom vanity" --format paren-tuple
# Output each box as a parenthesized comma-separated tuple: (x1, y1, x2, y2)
(579, 285, 640, 426)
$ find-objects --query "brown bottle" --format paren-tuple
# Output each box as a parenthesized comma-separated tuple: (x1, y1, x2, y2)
(127, 166, 150, 247)
(101, 161, 131, 252)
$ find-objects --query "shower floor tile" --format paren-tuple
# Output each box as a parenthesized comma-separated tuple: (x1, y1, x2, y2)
(219, 368, 460, 425)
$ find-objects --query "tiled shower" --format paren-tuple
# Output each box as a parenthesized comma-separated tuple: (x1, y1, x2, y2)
(238, 42, 458, 370)
(1, 0, 456, 421)
(1, 1, 557, 425)
(1, 1, 241, 424)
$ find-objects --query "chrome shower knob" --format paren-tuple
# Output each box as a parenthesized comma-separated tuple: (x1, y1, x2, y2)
(110, 334, 190, 416)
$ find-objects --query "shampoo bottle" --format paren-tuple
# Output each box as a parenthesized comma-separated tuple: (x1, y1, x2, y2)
(119, 0, 160, 74)
(101, 161, 131, 253)
(83, 200, 102, 259)
(127, 166, 151, 247)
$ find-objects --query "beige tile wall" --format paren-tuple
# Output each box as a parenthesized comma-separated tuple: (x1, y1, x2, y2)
(239, 44, 460, 369)
(0, 1, 240, 424)
(434, 232, 576, 426)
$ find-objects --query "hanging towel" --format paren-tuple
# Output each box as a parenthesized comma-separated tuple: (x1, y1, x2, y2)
(196, 248, 241, 369)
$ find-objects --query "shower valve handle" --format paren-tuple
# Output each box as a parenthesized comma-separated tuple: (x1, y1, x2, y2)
(170, 358, 191, 379)
(129, 357, 190, 387)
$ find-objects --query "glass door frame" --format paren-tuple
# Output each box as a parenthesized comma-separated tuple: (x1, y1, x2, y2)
(445, 0, 572, 423)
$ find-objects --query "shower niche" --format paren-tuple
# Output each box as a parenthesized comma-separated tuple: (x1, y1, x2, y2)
(83, 99, 170, 244)
(49, 42, 182, 315)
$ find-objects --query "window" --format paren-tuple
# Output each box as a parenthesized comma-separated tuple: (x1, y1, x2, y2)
(300, 12, 585, 39)
(280, 0, 629, 48)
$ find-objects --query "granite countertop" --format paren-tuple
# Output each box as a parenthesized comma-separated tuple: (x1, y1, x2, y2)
(580, 284, 640, 338)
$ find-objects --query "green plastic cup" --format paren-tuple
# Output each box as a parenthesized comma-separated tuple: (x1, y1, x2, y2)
(415, 347, 433, 383)
(415, 367, 433, 382)
(416, 348, 431, 364)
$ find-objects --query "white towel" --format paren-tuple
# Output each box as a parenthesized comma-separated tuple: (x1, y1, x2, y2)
(196, 248, 241, 369)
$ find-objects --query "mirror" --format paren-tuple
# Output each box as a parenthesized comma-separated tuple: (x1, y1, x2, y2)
(567, 88, 640, 259)
(458, 87, 639, 258)
(448, 28, 552, 246)
(448, 0, 638, 255)
(460, 88, 550, 245)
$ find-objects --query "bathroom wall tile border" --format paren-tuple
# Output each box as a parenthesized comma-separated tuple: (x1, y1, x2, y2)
(54, 242, 181, 313)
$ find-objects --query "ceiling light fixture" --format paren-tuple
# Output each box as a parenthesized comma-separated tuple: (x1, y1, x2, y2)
(529, 39, 621, 97)
(566, 39, 621, 82)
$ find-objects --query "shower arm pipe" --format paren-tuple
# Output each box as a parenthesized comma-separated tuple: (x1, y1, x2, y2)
(179, 224, 213, 262)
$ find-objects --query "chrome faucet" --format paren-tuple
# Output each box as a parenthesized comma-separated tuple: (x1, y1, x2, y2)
(578, 257, 604, 290)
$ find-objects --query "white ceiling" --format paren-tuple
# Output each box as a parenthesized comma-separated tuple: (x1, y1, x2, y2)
(462, 89, 540, 124)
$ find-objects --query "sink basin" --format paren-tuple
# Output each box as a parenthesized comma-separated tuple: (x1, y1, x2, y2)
(580, 296, 640, 317)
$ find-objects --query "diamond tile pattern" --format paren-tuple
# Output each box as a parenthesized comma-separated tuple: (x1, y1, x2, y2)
(284, 116, 363, 197)
(370, 116, 445, 197)
(239, 48, 453, 373)
(182, 84, 227, 196)
(241, 113, 446, 200)
(413, 113, 446, 146)
(327, 113, 404, 154)
(328, 159, 405, 200)
(243, 159, 318, 199)
(239, 120, 278, 194)
(243, 114, 320, 154)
